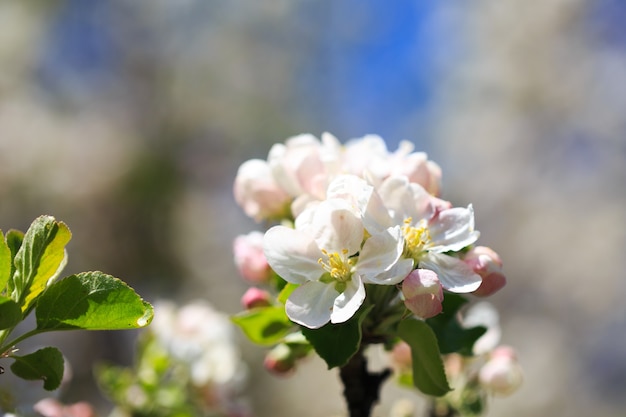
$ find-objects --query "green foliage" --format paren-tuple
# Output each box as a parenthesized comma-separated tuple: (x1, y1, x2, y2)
(36, 272, 154, 331)
(231, 305, 293, 346)
(0, 297, 22, 330)
(0, 215, 153, 391)
(426, 293, 486, 356)
(10, 347, 64, 391)
(398, 318, 451, 397)
(12, 216, 71, 314)
(301, 305, 373, 369)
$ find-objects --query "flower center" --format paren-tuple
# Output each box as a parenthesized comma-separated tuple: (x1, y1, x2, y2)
(402, 217, 431, 263)
(318, 249, 354, 283)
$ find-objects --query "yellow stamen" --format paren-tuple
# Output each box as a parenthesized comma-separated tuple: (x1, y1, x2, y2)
(402, 217, 431, 261)
(318, 248, 353, 282)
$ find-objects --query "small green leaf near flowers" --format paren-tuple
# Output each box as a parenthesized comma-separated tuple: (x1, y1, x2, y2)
(398, 318, 451, 397)
(301, 305, 373, 369)
(232, 305, 293, 345)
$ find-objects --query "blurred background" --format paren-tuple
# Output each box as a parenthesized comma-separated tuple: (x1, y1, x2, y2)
(1, 0, 626, 416)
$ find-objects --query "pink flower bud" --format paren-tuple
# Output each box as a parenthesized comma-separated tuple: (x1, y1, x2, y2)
(241, 287, 272, 309)
(478, 345, 523, 396)
(264, 344, 296, 376)
(233, 231, 272, 283)
(401, 269, 444, 319)
(233, 159, 291, 221)
(390, 341, 412, 370)
(34, 399, 96, 417)
(464, 246, 506, 297)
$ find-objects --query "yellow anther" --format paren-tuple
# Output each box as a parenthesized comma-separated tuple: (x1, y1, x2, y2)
(318, 249, 354, 282)
(402, 218, 431, 261)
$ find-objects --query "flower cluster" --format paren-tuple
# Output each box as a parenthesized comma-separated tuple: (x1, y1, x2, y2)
(97, 301, 250, 417)
(234, 133, 505, 329)
(232, 133, 517, 414)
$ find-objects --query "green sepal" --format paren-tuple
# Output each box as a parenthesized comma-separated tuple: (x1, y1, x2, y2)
(398, 318, 451, 397)
(10, 346, 64, 391)
(301, 305, 373, 369)
(231, 305, 293, 345)
(35, 271, 154, 331)
(426, 293, 486, 356)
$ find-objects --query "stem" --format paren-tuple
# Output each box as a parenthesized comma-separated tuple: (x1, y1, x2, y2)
(0, 328, 44, 355)
(339, 348, 391, 417)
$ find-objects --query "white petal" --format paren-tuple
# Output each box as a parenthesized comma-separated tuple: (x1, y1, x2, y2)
(420, 253, 482, 293)
(377, 176, 433, 223)
(367, 258, 414, 286)
(428, 205, 480, 252)
(311, 199, 363, 254)
(326, 175, 392, 234)
(357, 226, 406, 284)
(331, 276, 366, 324)
(286, 281, 338, 329)
(263, 226, 321, 284)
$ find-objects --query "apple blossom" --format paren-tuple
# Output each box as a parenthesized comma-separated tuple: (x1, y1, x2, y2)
(233, 158, 291, 221)
(233, 231, 272, 283)
(463, 246, 507, 297)
(401, 269, 444, 319)
(376, 175, 482, 293)
(388, 140, 442, 196)
(263, 197, 411, 329)
(150, 301, 246, 387)
(478, 346, 523, 396)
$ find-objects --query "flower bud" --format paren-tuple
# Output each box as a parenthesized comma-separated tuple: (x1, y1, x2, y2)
(464, 246, 506, 297)
(233, 159, 291, 222)
(241, 287, 272, 309)
(264, 344, 296, 376)
(390, 341, 412, 370)
(233, 231, 272, 283)
(401, 269, 444, 319)
(478, 346, 523, 396)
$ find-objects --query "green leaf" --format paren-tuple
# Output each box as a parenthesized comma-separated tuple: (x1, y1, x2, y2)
(12, 216, 72, 312)
(426, 293, 486, 356)
(10, 346, 64, 391)
(301, 305, 373, 369)
(0, 231, 11, 292)
(35, 271, 154, 331)
(0, 296, 22, 330)
(5, 229, 24, 296)
(398, 318, 451, 397)
(231, 306, 292, 345)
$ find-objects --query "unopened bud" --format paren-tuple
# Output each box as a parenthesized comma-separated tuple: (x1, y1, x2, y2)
(464, 246, 506, 297)
(478, 345, 523, 396)
(401, 269, 443, 319)
(233, 231, 272, 283)
(241, 287, 272, 309)
(264, 344, 296, 376)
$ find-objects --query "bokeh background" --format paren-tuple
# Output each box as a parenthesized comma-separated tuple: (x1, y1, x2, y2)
(1, 1, 626, 416)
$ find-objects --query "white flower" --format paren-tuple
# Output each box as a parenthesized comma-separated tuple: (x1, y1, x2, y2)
(233, 159, 291, 221)
(377, 176, 482, 293)
(263, 197, 410, 329)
